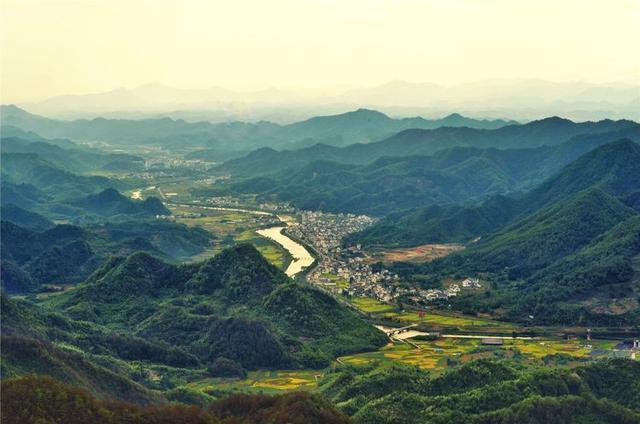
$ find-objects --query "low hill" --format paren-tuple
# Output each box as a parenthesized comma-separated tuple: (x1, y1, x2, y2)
(0, 219, 213, 292)
(45, 245, 387, 370)
(318, 360, 640, 423)
(0, 204, 53, 230)
(1, 375, 350, 424)
(72, 188, 169, 218)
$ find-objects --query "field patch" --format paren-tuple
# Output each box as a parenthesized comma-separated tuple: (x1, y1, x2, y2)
(187, 370, 318, 394)
(378, 243, 464, 263)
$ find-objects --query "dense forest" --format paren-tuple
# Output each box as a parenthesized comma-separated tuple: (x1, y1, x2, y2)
(318, 359, 640, 423)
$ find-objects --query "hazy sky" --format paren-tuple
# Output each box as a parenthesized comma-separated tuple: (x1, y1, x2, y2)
(1, 0, 639, 103)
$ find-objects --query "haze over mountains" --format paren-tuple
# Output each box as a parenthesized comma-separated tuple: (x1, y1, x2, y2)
(3, 0, 640, 421)
(15, 79, 640, 123)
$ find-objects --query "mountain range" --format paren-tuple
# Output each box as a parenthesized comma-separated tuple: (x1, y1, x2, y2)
(16, 79, 640, 122)
(1, 105, 519, 154)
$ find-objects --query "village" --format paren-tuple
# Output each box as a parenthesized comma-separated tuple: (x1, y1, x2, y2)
(286, 210, 484, 306)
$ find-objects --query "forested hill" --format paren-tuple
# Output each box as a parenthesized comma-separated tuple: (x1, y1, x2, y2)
(350, 139, 640, 245)
(1, 104, 517, 153)
(318, 359, 640, 423)
(354, 140, 640, 325)
(42, 244, 387, 370)
(0, 218, 213, 293)
(221, 117, 639, 177)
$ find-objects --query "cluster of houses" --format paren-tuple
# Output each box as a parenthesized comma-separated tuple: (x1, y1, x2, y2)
(202, 196, 244, 207)
(257, 201, 296, 213)
(288, 211, 375, 254)
(288, 211, 397, 295)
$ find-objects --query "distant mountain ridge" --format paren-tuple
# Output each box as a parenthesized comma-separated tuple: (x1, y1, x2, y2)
(1, 104, 517, 153)
(221, 116, 639, 177)
(217, 126, 640, 216)
(16, 79, 640, 122)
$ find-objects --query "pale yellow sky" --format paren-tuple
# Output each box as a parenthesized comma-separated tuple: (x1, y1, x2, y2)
(1, 0, 639, 103)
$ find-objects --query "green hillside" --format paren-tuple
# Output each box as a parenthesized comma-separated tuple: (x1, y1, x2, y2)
(319, 360, 640, 423)
(445, 188, 635, 279)
(352, 139, 640, 245)
(0, 219, 213, 292)
(43, 245, 386, 370)
(221, 118, 639, 177)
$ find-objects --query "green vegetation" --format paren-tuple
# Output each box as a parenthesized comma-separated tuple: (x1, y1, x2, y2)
(1, 375, 350, 424)
(380, 141, 640, 325)
(71, 188, 169, 218)
(2, 107, 640, 424)
(40, 244, 386, 370)
(0, 219, 213, 292)
(318, 359, 640, 423)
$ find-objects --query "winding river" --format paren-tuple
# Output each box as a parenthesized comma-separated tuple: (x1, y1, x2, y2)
(256, 226, 315, 277)
(171, 203, 315, 277)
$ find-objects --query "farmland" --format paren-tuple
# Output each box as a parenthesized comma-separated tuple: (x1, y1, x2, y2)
(170, 205, 292, 269)
(338, 337, 620, 372)
(349, 296, 514, 328)
(187, 369, 320, 394)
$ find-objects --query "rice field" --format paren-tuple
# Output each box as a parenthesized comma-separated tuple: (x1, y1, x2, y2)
(338, 336, 614, 371)
(187, 370, 319, 394)
(171, 206, 291, 269)
(349, 296, 514, 328)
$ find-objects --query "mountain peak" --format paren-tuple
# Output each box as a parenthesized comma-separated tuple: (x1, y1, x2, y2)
(346, 108, 389, 119)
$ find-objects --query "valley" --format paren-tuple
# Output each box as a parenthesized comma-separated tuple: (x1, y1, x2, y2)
(2, 104, 640, 424)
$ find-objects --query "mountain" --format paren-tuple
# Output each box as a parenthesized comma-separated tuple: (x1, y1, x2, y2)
(338, 79, 640, 122)
(0, 148, 158, 221)
(220, 129, 640, 217)
(1, 152, 119, 201)
(71, 188, 169, 218)
(276, 108, 517, 148)
(0, 219, 213, 292)
(221, 117, 639, 177)
(1, 105, 518, 155)
(510, 214, 640, 324)
(18, 79, 640, 122)
(1, 133, 144, 174)
(524, 139, 640, 209)
(0, 204, 53, 231)
(44, 245, 386, 370)
(352, 139, 640, 245)
(443, 188, 636, 280)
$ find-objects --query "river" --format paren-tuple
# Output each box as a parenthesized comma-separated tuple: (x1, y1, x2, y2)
(171, 203, 315, 277)
(256, 226, 315, 277)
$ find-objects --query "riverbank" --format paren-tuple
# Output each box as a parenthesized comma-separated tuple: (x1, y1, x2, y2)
(256, 226, 315, 277)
